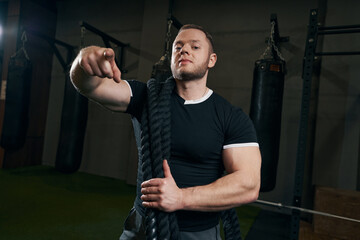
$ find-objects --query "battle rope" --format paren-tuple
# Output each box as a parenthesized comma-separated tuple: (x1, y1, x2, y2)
(140, 77, 242, 240)
(140, 77, 179, 240)
(222, 209, 242, 240)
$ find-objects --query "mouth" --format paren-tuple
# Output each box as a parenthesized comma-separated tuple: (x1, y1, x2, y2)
(178, 59, 192, 66)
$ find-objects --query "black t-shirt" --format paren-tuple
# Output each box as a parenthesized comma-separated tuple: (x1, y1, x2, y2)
(125, 80, 258, 232)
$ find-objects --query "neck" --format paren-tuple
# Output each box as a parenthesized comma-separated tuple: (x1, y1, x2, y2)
(174, 78, 208, 101)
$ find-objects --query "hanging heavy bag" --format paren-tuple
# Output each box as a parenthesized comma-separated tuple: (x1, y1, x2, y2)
(55, 69, 88, 173)
(250, 58, 285, 192)
(249, 20, 286, 192)
(0, 48, 32, 150)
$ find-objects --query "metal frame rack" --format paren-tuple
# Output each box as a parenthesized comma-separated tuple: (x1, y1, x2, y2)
(291, 8, 360, 240)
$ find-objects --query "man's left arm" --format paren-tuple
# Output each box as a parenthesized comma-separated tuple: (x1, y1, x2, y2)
(141, 146, 261, 212)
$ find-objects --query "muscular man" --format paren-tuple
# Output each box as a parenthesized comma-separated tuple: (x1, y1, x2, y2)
(70, 24, 261, 239)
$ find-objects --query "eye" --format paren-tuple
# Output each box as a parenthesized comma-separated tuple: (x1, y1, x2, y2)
(174, 46, 182, 51)
(193, 46, 200, 50)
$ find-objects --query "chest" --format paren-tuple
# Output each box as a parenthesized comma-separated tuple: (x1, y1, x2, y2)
(170, 100, 225, 161)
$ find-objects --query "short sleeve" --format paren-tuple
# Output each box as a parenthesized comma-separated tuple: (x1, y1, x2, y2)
(223, 107, 258, 149)
(125, 80, 147, 121)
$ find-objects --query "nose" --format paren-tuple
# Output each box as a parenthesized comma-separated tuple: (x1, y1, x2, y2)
(180, 44, 190, 55)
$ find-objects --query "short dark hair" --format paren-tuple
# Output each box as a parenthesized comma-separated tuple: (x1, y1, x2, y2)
(178, 24, 215, 53)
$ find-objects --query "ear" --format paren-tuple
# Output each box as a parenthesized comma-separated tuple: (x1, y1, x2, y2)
(208, 53, 217, 69)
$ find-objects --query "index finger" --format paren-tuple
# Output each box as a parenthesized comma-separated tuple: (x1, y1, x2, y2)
(103, 48, 122, 82)
(112, 64, 122, 83)
(103, 48, 115, 61)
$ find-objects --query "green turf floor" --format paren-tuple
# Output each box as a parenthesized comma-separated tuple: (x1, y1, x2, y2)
(0, 165, 260, 239)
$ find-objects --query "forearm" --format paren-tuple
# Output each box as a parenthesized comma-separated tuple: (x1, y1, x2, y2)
(70, 55, 103, 96)
(141, 154, 261, 213)
(69, 47, 130, 112)
(181, 170, 260, 212)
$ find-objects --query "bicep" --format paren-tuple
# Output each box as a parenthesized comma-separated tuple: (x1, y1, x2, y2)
(222, 146, 261, 176)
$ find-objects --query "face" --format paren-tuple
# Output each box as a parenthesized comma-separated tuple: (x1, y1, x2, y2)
(171, 28, 217, 81)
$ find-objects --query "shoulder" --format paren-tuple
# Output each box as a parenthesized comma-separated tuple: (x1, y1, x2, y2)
(210, 91, 247, 122)
(209, 91, 257, 144)
(211, 91, 231, 105)
(211, 92, 242, 111)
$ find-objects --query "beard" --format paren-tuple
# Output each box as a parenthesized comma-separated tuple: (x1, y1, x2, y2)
(171, 60, 208, 81)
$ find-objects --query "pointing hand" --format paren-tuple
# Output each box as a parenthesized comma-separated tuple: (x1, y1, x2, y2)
(78, 46, 121, 83)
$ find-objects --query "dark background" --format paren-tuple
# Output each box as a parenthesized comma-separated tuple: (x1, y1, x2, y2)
(0, 0, 359, 215)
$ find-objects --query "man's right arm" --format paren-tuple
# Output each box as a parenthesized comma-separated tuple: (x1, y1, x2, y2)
(70, 46, 131, 112)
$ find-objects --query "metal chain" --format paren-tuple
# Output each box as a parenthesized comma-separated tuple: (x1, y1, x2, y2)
(165, 19, 173, 57)
(259, 26, 272, 59)
(260, 21, 285, 61)
(270, 21, 285, 61)
(80, 26, 86, 49)
(20, 31, 30, 60)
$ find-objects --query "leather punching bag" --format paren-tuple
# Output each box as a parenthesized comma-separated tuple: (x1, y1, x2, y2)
(249, 58, 285, 192)
(55, 69, 88, 173)
(0, 49, 32, 150)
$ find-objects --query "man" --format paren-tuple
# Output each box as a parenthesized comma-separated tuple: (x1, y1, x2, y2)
(70, 24, 261, 239)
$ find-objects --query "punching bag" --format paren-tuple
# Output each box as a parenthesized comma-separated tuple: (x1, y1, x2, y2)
(249, 58, 285, 192)
(55, 69, 88, 173)
(0, 49, 32, 150)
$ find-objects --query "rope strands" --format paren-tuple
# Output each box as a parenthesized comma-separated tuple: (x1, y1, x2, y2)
(140, 77, 178, 240)
(222, 209, 242, 240)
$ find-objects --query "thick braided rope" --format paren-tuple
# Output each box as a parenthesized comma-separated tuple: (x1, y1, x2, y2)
(148, 79, 171, 240)
(140, 78, 179, 240)
(221, 209, 242, 240)
(140, 97, 157, 240)
(147, 79, 168, 240)
(141, 79, 163, 240)
(157, 79, 180, 240)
